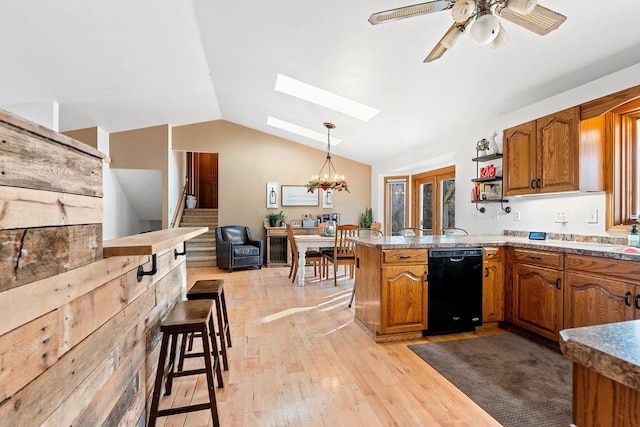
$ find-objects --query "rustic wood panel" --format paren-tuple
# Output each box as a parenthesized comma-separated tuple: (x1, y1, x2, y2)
(0, 185, 102, 230)
(0, 254, 144, 338)
(0, 108, 105, 160)
(39, 321, 144, 427)
(0, 224, 102, 292)
(0, 123, 102, 197)
(0, 289, 155, 426)
(71, 341, 145, 427)
(0, 311, 59, 403)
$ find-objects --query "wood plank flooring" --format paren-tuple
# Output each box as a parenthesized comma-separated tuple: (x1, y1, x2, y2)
(155, 265, 504, 427)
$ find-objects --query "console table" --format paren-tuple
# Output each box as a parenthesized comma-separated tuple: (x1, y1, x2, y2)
(265, 226, 318, 265)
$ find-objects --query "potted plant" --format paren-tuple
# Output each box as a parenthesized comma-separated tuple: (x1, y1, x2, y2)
(266, 210, 286, 227)
(359, 207, 373, 229)
(476, 138, 490, 156)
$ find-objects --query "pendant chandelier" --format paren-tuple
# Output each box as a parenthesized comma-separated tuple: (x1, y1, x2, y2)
(305, 122, 349, 193)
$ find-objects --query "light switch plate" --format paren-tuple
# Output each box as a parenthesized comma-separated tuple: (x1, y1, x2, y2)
(587, 209, 598, 224)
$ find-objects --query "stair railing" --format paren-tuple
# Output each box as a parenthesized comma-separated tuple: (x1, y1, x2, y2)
(170, 184, 188, 228)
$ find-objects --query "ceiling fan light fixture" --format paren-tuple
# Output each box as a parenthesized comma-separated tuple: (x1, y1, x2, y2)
(442, 24, 465, 50)
(451, 0, 475, 23)
(489, 22, 509, 48)
(470, 11, 500, 45)
(506, 0, 537, 15)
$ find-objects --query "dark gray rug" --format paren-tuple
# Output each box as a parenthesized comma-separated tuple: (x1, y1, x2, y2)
(408, 333, 572, 427)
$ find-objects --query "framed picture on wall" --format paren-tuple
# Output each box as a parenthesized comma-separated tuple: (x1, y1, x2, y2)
(322, 189, 333, 208)
(281, 185, 319, 206)
(266, 182, 278, 208)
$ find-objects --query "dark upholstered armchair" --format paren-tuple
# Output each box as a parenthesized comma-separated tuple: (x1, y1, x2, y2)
(215, 226, 263, 272)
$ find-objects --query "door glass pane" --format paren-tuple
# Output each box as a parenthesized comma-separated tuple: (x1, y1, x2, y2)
(420, 182, 433, 233)
(387, 181, 406, 235)
(441, 178, 455, 229)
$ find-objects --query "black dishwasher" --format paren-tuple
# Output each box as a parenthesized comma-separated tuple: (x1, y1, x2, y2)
(427, 248, 483, 335)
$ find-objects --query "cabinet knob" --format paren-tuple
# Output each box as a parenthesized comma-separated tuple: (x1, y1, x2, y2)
(555, 278, 561, 290)
(530, 179, 536, 189)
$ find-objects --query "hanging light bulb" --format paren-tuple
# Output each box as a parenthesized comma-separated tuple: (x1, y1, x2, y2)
(470, 10, 500, 45)
(489, 23, 509, 49)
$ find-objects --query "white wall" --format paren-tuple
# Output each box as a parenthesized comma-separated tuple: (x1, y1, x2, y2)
(2, 101, 59, 131)
(373, 62, 640, 236)
(97, 130, 147, 240)
(168, 128, 186, 227)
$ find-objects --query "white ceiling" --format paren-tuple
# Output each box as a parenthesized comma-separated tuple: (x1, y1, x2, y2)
(2, 1, 640, 166)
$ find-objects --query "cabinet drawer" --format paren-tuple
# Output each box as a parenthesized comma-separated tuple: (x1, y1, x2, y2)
(383, 249, 427, 265)
(483, 247, 502, 260)
(512, 248, 563, 269)
(267, 228, 287, 236)
(565, 254, 640, 284)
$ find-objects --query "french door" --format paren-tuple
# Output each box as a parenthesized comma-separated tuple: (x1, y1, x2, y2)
(411, 166, 456, 235)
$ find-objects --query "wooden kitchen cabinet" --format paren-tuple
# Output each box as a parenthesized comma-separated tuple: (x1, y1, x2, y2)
(483, 247, 504, 323)
(381, 264, 428, 334)
(564, 254, 640, 328)
(512, 248, 564, 341)
(354, 245, 427, 341)
(503, 106, 603, 196)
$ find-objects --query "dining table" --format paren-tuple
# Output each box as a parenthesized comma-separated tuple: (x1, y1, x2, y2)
(293, 234, 335, 286)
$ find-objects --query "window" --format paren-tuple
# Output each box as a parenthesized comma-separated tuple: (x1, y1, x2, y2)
(411, 166, 455, 235)
(606, 98, 640, 232)
(384, 176, 409, 236)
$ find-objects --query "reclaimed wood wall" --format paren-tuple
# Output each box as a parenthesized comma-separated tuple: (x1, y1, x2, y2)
(0, 110, 187, 426)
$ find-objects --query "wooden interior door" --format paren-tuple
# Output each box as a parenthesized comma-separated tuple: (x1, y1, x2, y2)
(411, 166, 455, 234)
(195, 153, 218, 209)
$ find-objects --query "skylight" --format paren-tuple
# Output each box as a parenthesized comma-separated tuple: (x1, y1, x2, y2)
(274, 74, 380, 122)
(267, 116, 342, 146)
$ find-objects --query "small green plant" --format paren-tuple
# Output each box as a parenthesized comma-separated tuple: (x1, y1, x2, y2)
(359, 207, 373, 228)
(265, 210, 287, 226)
(477, 138, 490, 151)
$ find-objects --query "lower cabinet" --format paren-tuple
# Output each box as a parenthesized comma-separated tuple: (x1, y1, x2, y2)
(381, 264, 428, 334)
(511, 248, 564, 341)
(354, 245, 427, 341)
(564, 254, 640, 328)
(483, 247, 504, 323)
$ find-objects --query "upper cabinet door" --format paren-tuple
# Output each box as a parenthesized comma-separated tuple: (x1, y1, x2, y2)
(503, 120, 537, 196)
(537, 106, 580, 193)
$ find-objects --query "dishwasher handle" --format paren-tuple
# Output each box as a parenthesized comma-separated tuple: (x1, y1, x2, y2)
(449, 257, 464, 262)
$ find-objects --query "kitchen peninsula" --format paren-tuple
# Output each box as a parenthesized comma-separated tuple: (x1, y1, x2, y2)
(350, 234, 640, 342)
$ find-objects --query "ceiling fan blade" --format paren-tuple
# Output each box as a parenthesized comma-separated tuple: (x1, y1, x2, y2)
(424, 20, 470, 63)
(498, 4, 566, 35)
(369, 0, 454, 25)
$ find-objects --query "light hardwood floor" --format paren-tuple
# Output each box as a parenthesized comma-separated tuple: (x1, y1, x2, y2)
(155, 265, 504, 427)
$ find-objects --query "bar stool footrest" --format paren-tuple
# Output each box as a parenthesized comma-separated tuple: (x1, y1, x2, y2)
(157, 402, 213, 417)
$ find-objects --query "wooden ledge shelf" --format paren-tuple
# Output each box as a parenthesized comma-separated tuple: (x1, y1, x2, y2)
(103, 227, 208, 257)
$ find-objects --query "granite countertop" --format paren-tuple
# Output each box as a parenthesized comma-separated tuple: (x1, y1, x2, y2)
(559, 320, 640, 391)
(349, 234, 640, 262)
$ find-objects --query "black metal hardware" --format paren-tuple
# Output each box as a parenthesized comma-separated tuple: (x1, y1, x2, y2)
(528, 256, 543, 260)
(530, 179, 536, 189)
(356, 257, 360, 268)
(555, 278, 561, 290)
(174, 242, 187, 260)
(399, 255, 411, 259)
(137, 254, 157, 282)
(536, 178, 541, 188)
(485, 267, 489, 277)
(625, 291, 632, 307)
(636, 294, 640, 310)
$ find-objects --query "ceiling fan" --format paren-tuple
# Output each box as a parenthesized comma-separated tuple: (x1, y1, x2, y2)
(368, 0, 566, 63)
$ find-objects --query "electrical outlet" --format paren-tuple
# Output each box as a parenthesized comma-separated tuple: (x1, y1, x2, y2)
(514, 211, 521, 221)
(587, 209, 598, 224)
(555, 209, 568, 224)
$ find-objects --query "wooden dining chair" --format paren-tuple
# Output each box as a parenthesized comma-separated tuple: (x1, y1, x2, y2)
(323, 224, 358, 287)
(287, 224, 322, 283)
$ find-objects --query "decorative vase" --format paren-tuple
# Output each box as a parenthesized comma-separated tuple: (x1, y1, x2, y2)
(269, 218, 277, 227)
(489, 131, 500, 154)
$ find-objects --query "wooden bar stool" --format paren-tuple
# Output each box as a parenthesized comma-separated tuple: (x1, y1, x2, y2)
(148, 299, 223, 427)
(185, 279, 232, 371)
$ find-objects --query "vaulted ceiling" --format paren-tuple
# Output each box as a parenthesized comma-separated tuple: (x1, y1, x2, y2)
(2, 1, 640, 165)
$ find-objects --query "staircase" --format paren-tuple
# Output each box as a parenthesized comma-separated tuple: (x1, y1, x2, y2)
(180, 208, 218, 268)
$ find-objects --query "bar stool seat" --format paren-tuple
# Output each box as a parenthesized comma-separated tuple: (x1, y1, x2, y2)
(186, 279, 232, 371)
(148, 300, 223, 427)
